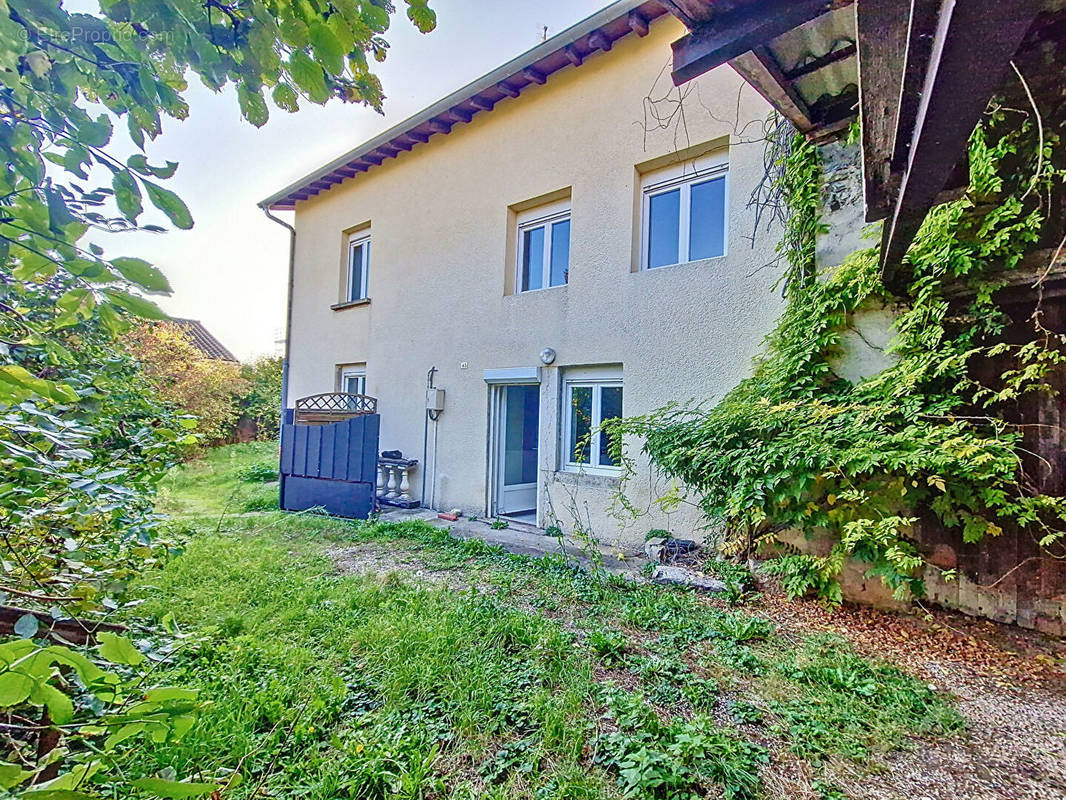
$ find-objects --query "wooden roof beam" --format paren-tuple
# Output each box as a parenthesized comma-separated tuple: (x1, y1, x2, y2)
(628, 10, 650, 37)
(782, 42, 856, 81)
(589, 30, 613, 52)
(449, 107, 473, 124)
(880, 0, 1042, 284)
(891, 0, 941, 172)
(671, 0, 838, 86)
(469, 95, 495, 112)
(728, 48, 814, 133)
(522, 67, 547, 85)
(563, 44, 584, 66)
(857, 0, 909, 221)
(497, 81, 520, 98)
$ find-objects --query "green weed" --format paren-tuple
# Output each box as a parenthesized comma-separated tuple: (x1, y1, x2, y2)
(237, 462, 280, 482)
(587, 628, 628, 666)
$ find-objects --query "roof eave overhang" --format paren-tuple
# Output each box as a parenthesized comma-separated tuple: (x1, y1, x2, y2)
(260, 0, 669, 211)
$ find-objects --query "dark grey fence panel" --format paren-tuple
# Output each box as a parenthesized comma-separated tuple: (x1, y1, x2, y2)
(279, 413, 380, 519)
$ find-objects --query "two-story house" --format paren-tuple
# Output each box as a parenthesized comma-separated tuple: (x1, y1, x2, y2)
(260, 0, 782, 547)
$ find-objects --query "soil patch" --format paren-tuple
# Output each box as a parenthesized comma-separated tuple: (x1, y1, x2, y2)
(324, 543, 488, 593)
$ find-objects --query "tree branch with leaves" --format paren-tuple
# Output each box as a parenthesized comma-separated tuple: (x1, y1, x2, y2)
(0, 0, 436, 796)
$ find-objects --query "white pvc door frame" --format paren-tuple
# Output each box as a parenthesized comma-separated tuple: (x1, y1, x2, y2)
(484, 368, 540, 518)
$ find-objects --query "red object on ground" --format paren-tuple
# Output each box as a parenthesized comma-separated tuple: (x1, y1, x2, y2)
(437, 512, 460, 521)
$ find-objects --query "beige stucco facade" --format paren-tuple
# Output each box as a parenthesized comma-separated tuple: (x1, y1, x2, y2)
(284, 15, 784, 550)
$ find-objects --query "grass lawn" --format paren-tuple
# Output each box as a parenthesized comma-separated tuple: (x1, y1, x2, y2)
(133, 442, 962, 799)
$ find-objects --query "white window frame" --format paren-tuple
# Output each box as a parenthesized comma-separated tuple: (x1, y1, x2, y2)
(640, 163, 728, 270)
(516, 199, 571, 293)
(346, 232, 371, 302)
(338, 365, 366, 397)
(561, 367, 623, 475)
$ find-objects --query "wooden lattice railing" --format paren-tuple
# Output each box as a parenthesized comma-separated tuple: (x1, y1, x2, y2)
(293, 393, 377, 425)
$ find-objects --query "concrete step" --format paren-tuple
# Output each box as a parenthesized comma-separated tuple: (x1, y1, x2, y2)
(376, 507, 647, 579)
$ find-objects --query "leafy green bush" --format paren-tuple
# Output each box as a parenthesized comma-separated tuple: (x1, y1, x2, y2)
(0, 0, 438, 791)
(238, 356, 284, 440)
(713, 613, 774, 642)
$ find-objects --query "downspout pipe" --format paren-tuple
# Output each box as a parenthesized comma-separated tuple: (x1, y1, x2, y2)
(260, 205, 296, 414)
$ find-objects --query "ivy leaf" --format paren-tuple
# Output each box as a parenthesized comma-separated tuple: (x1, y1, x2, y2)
(104, 721, 148, 749)
(29, 681, 74, 725)
(406, 1, 436, 33)
(101, 290, 168, 321)
(20, 788, 96, 799)
(0, 366, 75, 404)
(96, 632, 146, 666)
(111, 258, 171, 294)
(279, 16, 309, 47)
(142, 181, 193, 230)
(144, 687, 199, 703)
(112, 170, 142, 221)
(130, 778, 220, 798)
(56, 289, 96, 320)
(75, 113, 113, 147)
(13, 614, 39, 638)
(45, 187, 77, 232)
(97, 303, 126, 335)
(362, 2, 389, 31)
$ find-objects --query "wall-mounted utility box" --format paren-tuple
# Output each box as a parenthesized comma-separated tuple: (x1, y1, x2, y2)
(426, 387, 446, 412)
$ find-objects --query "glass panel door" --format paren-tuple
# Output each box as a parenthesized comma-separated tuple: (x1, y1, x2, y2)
(498, 384, 539, 514)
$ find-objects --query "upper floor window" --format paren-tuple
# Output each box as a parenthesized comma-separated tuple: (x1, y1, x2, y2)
(641, 165, 727, 269)
(517, 201, 570, 292)
(562, 367, 623, 474)
(346, 232, 370, 302)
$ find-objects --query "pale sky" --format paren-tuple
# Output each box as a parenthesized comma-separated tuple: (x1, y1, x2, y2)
(87, 0, 609, 361)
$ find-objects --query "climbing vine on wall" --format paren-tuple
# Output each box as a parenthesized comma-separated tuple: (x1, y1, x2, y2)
(609, 103, 1066, 603)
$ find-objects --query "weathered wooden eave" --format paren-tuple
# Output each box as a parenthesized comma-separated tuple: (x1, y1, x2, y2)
(259, 0, 668, 211)
(664, 0, 1052, 289)
(874, 0, 1043, 285)
(668, 0, 857, 138)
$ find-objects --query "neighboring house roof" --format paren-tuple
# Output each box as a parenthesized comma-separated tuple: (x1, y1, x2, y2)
(168, 318, 238, 362)
(259, 0, 670, 211)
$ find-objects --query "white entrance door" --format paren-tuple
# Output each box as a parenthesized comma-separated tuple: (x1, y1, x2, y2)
(497, 384, 539, 514)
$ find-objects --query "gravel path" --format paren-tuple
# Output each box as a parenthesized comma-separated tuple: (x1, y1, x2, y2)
(840, 668, 1066, 800)
(757, 593, 1066, 800)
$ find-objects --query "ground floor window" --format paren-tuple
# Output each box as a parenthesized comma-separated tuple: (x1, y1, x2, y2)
(338, 365, 366, 406)
(562, 368, 622, 473)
